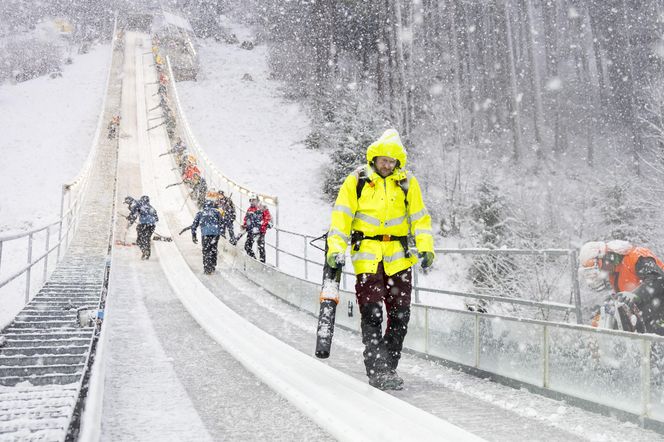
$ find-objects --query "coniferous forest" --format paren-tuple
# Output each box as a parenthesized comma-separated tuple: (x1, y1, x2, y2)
(232, 0, 664, 252)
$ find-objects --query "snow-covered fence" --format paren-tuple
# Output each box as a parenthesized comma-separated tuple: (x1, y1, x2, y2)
(0, 189, 80, 300)
(230, 224, 582, 323)
(405, 305, 664, 427)
(221, 238, 664, 428)
(413, 248, 582, 323)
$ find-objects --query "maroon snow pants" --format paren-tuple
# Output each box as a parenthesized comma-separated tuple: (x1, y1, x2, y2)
(355, 262, 412, 377)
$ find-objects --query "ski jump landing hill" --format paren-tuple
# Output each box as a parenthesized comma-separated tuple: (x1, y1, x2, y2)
(1, 28, 664, 441)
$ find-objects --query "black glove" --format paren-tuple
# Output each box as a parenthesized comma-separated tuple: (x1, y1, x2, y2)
(418, 251, 435, 269)
(192, 234, 198, 244)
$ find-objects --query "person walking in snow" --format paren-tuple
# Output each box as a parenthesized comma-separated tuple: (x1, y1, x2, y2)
(241, 196, 272, 263)
(191, 200, 223, 274)
(128, 195, 159, 260)
(218, 192, 237, 244)
(191, 175, 208, 209)
(325, 128, 435, 390)
(579, 240, 664, 335)
(107, 115, 120, 139)
(123, 195, 138, 213)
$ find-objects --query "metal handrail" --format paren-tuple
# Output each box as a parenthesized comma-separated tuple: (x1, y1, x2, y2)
(228, 240, 664, 424)
(0, 202, 79, 242)
(0, 236, 65, 290)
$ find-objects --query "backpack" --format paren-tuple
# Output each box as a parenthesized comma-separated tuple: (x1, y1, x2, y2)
(246, 209, 263, 230)
(224, 197, 236, 222)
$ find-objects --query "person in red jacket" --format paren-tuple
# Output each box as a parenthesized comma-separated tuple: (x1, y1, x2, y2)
(579, 240, 664, 335)
(241, 195, 272, 263)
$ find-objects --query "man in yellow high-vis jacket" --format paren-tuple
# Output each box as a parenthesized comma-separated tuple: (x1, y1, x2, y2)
(326, 128, 435, 390)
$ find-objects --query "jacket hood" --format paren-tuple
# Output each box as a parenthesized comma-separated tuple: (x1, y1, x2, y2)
(366, 128, 407, 169)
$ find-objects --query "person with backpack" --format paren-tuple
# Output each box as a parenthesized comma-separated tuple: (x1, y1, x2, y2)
(579, 240, 664, 335)
(241, 196, 272, 263)
(191, 199, 223, 274)
(123, 195, 138, 213)
(325, 128, 435, 390)
(191, 175, 208, 209)
(217, 192, 237, 244)
(128, 195, 159, 260)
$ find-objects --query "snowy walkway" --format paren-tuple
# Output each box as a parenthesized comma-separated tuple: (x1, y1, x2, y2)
(99, 32, 332, 441)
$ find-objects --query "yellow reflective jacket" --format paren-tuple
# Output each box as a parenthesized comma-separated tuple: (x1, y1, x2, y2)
(327, 164, 435, 276)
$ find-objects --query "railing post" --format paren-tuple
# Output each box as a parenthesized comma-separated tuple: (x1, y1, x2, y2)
(570, 249, 583, 324)
(303, 235, 308, 280)
(413, 267, 420, 304)
(474, 314, 480, 368)
(43, 226, 51, 282)
(424, 306, 430, 354)
(542, 325, 549, 388)
(58, 184, 66, 259)
(275, 202, 280, 268)
(641, 338, 652, 419)
(25, 233, 33, 303)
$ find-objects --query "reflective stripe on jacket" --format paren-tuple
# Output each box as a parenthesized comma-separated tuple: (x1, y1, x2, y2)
(327, 165, 434, 276)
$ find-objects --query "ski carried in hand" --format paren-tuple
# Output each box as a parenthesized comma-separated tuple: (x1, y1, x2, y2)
(114, 240, 135, 247)
(313, 235, 343, 359)
(153, 233, 172, 242)
(232, 231, 246, 245)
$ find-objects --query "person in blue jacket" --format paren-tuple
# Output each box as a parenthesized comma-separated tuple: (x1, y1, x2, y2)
(191, 199, 223, 274)
(128, 195, 159, 260)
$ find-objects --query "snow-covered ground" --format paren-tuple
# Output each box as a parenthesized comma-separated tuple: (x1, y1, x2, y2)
(0, 43, 110, 233)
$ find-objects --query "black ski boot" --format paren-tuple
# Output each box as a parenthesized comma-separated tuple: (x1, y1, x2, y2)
(386, 369, 404, 390)
(368, 371, 403, 391)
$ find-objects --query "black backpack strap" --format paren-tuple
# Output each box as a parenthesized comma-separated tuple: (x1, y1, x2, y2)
(355, 166, 370, 200)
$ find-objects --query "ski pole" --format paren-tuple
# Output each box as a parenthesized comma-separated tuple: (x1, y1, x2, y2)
(179, 195, 189, 211)
(165, 180, 183, 189)
(122, 219, 132, 245)
(148, 121, 166, 131)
